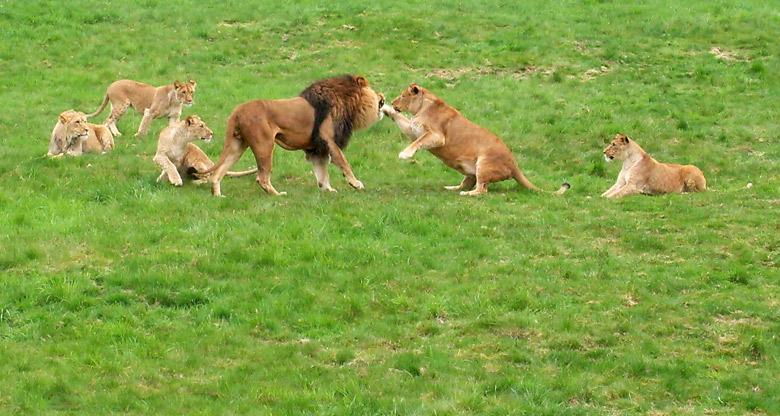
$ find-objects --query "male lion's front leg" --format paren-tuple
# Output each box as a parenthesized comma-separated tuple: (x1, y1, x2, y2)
(153, 154, 183, 186)
(399, 130, 445, 160)
(326, 140, 363, 190)
(306, 152, 337, 192)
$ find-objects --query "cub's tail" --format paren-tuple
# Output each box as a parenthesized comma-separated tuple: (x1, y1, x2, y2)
(86, 94, 109, 119)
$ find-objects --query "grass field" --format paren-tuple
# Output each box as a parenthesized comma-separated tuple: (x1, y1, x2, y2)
(1, 0, 779, 414)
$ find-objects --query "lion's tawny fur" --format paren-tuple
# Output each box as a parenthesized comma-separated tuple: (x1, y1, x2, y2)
(48, 110, 114, 157)
(198, 75, 385, 197)
(601, 134, 706, 198)
(384, 83, 569, 196)
(88, 79, 197, 137)
(153, 115, 256, 186)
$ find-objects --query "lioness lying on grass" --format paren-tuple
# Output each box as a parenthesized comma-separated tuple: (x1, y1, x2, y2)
(602, 134, 706, 198)
(47, 110, 114, 157)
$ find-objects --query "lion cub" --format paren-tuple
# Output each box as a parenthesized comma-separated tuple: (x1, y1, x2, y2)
(602, 134, 706, 198)
(154, 115, 256, 186)
(383, 83, 569, 196)
(88, 79, 197, 137)
(48, 110, 114, 157)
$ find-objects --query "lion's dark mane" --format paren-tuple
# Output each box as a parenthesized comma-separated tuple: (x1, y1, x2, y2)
(299, 74, 363, 157)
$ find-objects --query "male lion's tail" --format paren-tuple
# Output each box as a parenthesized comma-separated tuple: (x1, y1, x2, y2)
(225, 168, 258, 177)
(511, 165, 570, 195)
(195, 112, 241, 177)
(86, 94, 109, 119)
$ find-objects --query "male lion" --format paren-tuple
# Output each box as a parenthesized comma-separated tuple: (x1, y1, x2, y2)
(154, 115, 257, 186)
(87, 79, 197, 137)
(199, 75, 385, 196)
(47, 110, 115, 157)
(383, 83, 570, 196)
(602, 134, 706, 198)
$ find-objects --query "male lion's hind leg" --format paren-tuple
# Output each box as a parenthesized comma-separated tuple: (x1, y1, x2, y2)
(246, 131, 286, 196)
(210, 138, 248, 197)
(445, 176, 476, 191)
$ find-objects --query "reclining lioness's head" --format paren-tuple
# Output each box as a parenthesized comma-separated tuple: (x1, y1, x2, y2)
(391, 83, 429, 114)
(184, 115, 213, 142)
(604, 134, 633, 162)
(174, 80, 197, 106)
(47, 110, 90, 156)
(60, 110, 89, 140)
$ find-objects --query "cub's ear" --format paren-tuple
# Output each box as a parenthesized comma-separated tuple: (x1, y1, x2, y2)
(189, 79, 197, 88)
(355, 76, 368, 87)
(59, 112, 69, 123)
(185, 115, 196, 126)
(619, 134, 629, 143)
(173, 80, 183, 88)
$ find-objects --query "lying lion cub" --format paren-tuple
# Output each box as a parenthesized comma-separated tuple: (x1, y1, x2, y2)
(88, 79, 196, 137)
(153, 115, 256, 186)
(48, 110, 114, 157)
(383, 83, 569, 196)
(602, 134, 706, 198)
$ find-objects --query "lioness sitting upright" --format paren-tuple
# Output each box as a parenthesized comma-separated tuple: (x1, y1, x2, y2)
(383, 83, 569, 196)
(88, 79, 197, 137)
(198, 75, 386, 197)
(47, 110, 114, 157)
(602, 134, 706, 198)
(153, 115, 257, 186)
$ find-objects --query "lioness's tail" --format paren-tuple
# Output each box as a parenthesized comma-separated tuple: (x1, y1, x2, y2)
(512, 165, 570, 195)
(86, 94, 109, 119)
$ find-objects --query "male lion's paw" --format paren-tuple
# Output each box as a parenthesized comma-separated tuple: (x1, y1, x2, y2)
(381, 105, 397, 116)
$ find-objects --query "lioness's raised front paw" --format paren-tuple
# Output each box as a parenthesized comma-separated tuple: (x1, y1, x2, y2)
(398, 149, 415, 160)
(381, 105, 397, 116)
(349, 180, 364, 190)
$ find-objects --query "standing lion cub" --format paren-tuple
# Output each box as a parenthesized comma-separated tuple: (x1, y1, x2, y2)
(154, 115, 256, 186)
(602, 134, 706, 198)
(88, 79, 197, 137)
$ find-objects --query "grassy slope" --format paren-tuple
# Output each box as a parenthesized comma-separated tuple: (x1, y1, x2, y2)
(0, 0, 778, 414)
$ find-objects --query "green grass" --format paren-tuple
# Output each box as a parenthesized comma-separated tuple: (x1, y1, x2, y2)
(1, 0, 779, 414)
